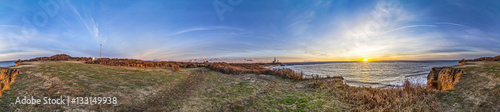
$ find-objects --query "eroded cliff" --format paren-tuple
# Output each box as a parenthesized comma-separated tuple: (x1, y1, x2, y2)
(426, 67, 464, 90)
(0, 68, 20, 97)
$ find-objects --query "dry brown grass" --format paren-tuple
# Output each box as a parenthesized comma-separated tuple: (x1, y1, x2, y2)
(206, 62, 267, 75)
(172, 65, 180, 72)
(310, 80, 442, 111)
(207, 62, 305, 80)
(264, 68, 304, 80)
(85, 58, 201, 68)
(121, 69, 210, 111)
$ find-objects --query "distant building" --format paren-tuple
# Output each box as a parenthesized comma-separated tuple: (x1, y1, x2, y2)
(272, 57, 279, 63)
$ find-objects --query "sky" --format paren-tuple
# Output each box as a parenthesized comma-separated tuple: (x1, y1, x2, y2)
(0, 0, 499, 62)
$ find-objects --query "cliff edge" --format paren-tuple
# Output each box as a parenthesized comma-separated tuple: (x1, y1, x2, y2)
(426, 67, 465, 90)
(0, 68, 20, 97)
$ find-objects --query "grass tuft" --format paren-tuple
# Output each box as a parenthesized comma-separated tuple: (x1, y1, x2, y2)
(172, 65, 180, 72)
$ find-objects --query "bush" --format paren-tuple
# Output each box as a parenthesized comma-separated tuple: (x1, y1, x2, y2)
(206, 62, 265, 75)
(264, 68, 304, 80)
(206, 62, 307, 80)
(172, 65, 180, 72)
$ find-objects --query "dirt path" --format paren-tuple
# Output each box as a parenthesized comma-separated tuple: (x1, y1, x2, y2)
(178, 71, 217, 111)
(8, 61, 41, 68)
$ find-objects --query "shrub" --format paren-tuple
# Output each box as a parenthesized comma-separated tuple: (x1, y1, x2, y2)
(172, 65, 180, 72)
(264, 68, 304, 80)
(206, 62, 265, 75)
(206, 62, 307, 80)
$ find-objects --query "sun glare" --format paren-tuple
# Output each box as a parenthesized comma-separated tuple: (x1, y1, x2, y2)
(364, 58, 368, 62)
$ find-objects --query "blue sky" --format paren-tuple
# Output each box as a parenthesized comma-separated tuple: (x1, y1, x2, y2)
(1, 0, 499, 62)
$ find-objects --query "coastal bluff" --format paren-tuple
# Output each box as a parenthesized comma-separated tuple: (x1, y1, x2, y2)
(0, 68, 20, 97)
(426, 66, 464, 90)
(427, 55, 500, 91)
(426, 56, 500, 111)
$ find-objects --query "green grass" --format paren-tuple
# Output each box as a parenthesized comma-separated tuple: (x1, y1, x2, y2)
(1, 61, 195, 111)
(197, 73, 346, 112)
(480, 61, 500, 77)
(19, 62, 191, 90)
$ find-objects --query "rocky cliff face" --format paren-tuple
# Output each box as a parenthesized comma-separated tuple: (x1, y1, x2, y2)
(459, 59, 466, 65)
(15, 59, 21, 66)
(0, 68, 20, 97)
(426, 67, 464, 90)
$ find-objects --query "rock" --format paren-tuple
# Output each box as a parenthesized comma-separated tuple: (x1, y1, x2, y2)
(0, 68, 21, 97)
(15, 59, 21, 66)
(459, 59, 466, 65)
(426, 67, 464, 90)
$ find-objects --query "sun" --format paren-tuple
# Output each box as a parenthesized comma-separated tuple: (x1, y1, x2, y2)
(363, 58, 368, 62)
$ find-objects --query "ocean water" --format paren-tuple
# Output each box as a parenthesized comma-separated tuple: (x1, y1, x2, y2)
(274, 61, 458, 88)
(0, 61, 15, 67)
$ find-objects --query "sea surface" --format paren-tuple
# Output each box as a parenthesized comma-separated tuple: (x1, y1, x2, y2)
(0, 61, 15, 67)
(273, 61, 458, 88)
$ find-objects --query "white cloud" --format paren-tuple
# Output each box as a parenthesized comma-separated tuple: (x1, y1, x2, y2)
(382, 25, 436, 35)
(288, 11, 315, 36)
(68, 4, 104, 43)
(167, 26, 243, 36)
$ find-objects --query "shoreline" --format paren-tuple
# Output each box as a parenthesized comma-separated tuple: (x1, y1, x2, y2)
(273, 61, 457, 88)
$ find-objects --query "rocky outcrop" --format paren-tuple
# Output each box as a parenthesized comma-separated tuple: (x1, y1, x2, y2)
(0, 68, 20, 97)
(15, 59, 21, 66)
(459, 59, 466, 65)
(426, 67, 464, 90)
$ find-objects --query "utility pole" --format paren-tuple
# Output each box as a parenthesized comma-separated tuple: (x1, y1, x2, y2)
(100, 44, 102, 58)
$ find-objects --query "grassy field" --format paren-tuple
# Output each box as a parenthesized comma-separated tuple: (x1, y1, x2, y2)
(0, 61, 499, 111)
(0, 61, 196, 111)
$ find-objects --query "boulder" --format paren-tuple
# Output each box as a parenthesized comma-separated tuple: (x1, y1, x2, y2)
(426, 67, 464, 90)
(15, 59, 21, 66)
